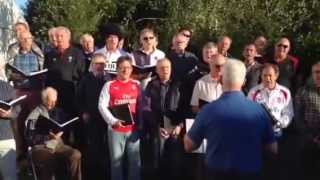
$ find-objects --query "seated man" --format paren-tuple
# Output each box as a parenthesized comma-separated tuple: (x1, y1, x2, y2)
(26, 87, 81, 180)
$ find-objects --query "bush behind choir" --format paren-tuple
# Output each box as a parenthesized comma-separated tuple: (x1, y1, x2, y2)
(0, 21, 319, 180)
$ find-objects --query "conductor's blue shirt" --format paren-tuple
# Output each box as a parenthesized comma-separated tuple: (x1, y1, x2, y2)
(187, 91, 276, 173)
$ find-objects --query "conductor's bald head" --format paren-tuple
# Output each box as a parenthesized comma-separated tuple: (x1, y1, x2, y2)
(222, 59, 246, 91)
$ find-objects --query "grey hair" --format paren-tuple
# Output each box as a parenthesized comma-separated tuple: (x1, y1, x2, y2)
(203, 42, 217, 50)
(88, 53, 107, 72)
(222, 59, 246, 87)
(156, 58, 171, 67)
(48, 27, 57, 36)
(41, 87, 58, 103)
(80, 33, 94, 45)
(56, 26, 71, 39)
(218, 35, 232, 43)
(14, 21, 29, 30)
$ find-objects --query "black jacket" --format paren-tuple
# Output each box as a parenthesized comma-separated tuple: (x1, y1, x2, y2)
(44, 46, 86, 115)
(144, 77, 183, 135)
(76, 72, 111, 118)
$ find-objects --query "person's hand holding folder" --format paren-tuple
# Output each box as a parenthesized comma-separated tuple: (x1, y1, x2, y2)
(160, 128, 170, 139)
(49, 131, 63, 140)
(0, 108, 12, 118)
(112, 120, 126, 128)
(10, 72, 24, 81)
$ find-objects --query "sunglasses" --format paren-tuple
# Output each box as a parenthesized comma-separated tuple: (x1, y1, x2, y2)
(182, 33, 191, 38)
(215, 65, 223, 69)
(143, 36, 155, 41)
(277, 44, 289, 49)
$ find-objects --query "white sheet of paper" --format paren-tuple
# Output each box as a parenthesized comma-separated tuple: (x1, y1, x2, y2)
(186, 118, 207, 153)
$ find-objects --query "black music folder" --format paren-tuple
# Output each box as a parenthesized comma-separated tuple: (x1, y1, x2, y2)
(132, 64, 156, 74)
(109, 104, 133, 125)
(35, 116, 79, 133)
(0, 95, 27, 111)
(7, 64, 48, 78)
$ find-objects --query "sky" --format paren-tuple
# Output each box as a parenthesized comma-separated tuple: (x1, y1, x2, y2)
(15, 0, 27, 8)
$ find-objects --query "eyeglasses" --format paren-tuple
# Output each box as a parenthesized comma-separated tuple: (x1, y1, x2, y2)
(214, 65, 223, 69)
(277, 44, 289, 49)
(143, 36, 155, 41)
(93, 62, 105, 65)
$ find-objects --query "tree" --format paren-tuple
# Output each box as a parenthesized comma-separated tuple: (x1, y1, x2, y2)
(24, 0, 320, 67)
(25, 0, 116, 43)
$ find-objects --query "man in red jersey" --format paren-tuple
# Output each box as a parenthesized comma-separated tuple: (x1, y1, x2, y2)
(98, 56, 141, 180)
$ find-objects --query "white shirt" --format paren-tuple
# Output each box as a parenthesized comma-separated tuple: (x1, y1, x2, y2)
(247, 83, 294, 129)
(190, 74, 223, 106)
(95, 47, 128, 73)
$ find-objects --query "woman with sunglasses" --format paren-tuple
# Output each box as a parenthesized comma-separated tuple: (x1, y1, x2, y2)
(131, 28, 165, 89)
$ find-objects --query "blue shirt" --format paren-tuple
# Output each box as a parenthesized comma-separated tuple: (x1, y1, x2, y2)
(187, 91, 276, 173)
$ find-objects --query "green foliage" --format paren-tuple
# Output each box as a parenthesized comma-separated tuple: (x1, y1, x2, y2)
(164, 0, 320, 60)
(25, 0, 320, 64)
(25, 0, 116, 42)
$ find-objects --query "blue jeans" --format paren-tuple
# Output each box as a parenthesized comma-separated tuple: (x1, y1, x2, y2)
(107, 128, 141, 180)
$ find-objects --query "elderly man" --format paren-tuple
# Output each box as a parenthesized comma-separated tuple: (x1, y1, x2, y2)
(95, 24, 127, 73)
(198, 42, 218, 74)
(167, 33, 199, 119)
(191, 54, 225, 113)
(254, 36, 268, 57)
(6, 31, 44, 87)
(248, 63, 294, 137)
(26, 87, 81, 180)
(0, 80, 20, 180)
(7, 22, 43, 69)
(270, 38, 298, 92)
(79, 33, 96, 71)
(76, 53, 111, 180)
(44, 26, 85, 116)
(44, 27, 58, 54)
(98, 56, 141, 180)
(5, 30, 45, 165)
(131, 28, 165, 89)
(217, 35, 233, 58)
(184, 59, 277, 180)
(295, 62, 320, 180)
(242, 44, 263, 94)
(143, 58, 184, 180)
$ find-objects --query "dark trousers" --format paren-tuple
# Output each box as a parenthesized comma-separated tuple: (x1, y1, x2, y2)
(299, 138, 320, 180)
(16, 89, 41, 159)
(183, 153, 207, 180)
(81, 119, 109, 180)
(261, 132, 301, 180)
(31, 142, 82, 180)
(207, 170, 261, 180)
(140, 135, 184, 180)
